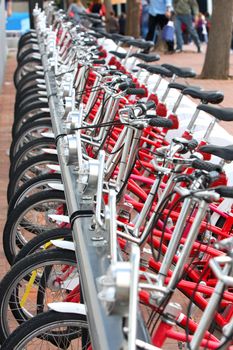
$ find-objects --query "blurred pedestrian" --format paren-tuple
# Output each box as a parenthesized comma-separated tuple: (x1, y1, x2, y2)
(196, 12, 208, 43)
(106, 11, 119, 33)
(68, 0, 86, 21)
(144, 0, 172, 52)
(118, 12, 126, 35)
(88, 0, 106, 17)
(173, 0, 201, 52)
(5, 0, 12, 17)
(162, 18, 175, 53)
(141, 0, 149, 38)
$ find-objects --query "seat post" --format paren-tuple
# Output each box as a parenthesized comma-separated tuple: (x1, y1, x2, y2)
(160, 74, 176, 103)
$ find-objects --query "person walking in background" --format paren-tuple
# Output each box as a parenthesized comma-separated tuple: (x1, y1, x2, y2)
(68, 0, 86, 21)
(196, 12, 208, 43)
(144, 0, 172, 51)
(118, 12, 126, 35)
(141, 0, 149, 38)
(106, 11, 119, 33)
(173, 0, 201, 53)
(5, 0, 12, 17)
(88, 0, 106, 17)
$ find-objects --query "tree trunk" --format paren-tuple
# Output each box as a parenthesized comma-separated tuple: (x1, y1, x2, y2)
(126, 0, 140, 38)
(200, 0, 233, 79)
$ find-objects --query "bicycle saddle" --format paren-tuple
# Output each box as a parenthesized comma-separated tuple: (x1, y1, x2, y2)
(126, 39, 154, 50)
(109, 51, 127, 59)
(146, 65, 173, 77)
(111, 34, 134, 43)
(197, 104, 233, 121)
(95, 30, 113, 39)
(183, 88, 224, 104)
(199, 144, 233, 161)
(162, 64, 196, 78)
(168, 82, 202, 92)
(89, 32, 105, 39)
(130, 53, 160, 63)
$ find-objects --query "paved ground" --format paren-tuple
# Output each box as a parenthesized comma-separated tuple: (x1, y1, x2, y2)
(0, 45, 233, 345)
(0, 52, 16, 278)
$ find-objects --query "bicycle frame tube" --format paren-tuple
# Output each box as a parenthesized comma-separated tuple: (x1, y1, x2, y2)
(138, 164, 184, 244)
(190, 261, 232, 350)
(167, 199, 209, 294)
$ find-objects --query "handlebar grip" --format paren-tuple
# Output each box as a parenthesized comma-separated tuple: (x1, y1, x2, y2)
(148, 117, 173, 128)
(118, 81, 135, 91)
(192, 159, 222, 173)
(215, 186, 233, 198)
(93, 59, 106, 64)
(187, 139, 198, 151)
(125, 88, 146, 95)
(144, 100, 156, 110)
(84, 40, 97, 46)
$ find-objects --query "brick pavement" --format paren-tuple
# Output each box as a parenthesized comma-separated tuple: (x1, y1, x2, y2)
(0, 51, 16, 279)
(0, 44, 233, 346)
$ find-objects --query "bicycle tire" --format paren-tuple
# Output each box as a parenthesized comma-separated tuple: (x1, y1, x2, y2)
(18, 32, 37, 49)
(16, 72, 44, 95)
(8, 173, 62, 212)
(7, 154, 58, 200)
(14, 227, 72, 263)
(17, 46, 40, 63)
(15, 91, 47, 114)
(15, 86, 46, 108)
(10, 119, 52, 160)
(14, 100, 49, 122)
(4, 190, 66, 264)
(1, 310, 88, 349)
(0, 249, 79, 344)
(9, 137, 55, 176)
(12, 112, 51, 137)
(14, 58, 42, 88)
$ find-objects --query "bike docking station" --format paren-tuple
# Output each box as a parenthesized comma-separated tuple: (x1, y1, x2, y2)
(2, 2, 233, 349)
(33, 6, 151, 350)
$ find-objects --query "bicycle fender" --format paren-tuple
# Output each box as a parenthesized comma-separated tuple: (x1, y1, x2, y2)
(48, 302, 86, 315)
(50, 239, 75, 251)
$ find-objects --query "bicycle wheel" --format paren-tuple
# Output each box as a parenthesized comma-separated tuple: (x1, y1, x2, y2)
(15, 86, 46, 110)
(12, 112, 51, 139)
(8, 173, 62, 211)
(0, 249, 79, 343)
(14, 228, 72, 263)
(16, 72, 44, 96)
(17, 46, 40, 63)
(1, 310, 89, 349)
(3, 190, 66, 264)
(9, 137, 55, 176)
(14, 100, 49, 122)
(15, 91, 47, 114)
(7, 154, 58, 201)
(14, 58, 42, 88)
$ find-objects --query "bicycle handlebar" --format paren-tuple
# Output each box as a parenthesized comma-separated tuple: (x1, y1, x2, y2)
(192, 159, 222, 173)
(215, 186, 233, 198)
(93, 59, 106, 65)
(125, 88, 146, 96)
(148, 117, 174, 128)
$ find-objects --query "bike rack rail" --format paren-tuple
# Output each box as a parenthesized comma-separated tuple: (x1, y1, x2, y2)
(35, 17, 150, 350)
